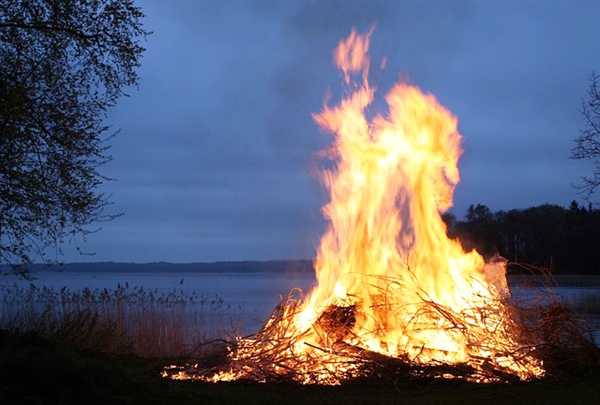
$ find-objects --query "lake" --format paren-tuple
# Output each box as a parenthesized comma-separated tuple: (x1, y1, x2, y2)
(2, 268, 598, 341)
(1, 269, 317, 333)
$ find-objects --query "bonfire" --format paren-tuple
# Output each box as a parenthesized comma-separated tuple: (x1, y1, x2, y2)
(164, 29, 563, 385)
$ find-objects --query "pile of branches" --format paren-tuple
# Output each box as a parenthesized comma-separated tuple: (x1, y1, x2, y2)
(162, 287, 600, 385)
(165, 301, 505, 384)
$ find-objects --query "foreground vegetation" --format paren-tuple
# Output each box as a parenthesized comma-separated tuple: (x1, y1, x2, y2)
(1, 328, 599, 405)
(0, 283, 244, 357)
(1, 277, 599, 404)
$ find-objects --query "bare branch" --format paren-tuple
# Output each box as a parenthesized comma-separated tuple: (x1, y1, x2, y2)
(0, 20, 100, 40)
(571, 70, 600, 202)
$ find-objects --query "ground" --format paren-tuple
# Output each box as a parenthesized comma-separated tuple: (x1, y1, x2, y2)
(1, 330, 600, 405)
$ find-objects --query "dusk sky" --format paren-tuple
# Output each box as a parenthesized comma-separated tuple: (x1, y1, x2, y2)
(64, 1, 600, 264)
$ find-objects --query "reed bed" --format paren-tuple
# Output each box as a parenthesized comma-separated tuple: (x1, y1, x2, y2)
(566, 290, 600, 314)
(0, 283, 244, 358)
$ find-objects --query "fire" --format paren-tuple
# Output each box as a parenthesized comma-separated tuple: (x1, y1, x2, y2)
(165, 29, 545, 384)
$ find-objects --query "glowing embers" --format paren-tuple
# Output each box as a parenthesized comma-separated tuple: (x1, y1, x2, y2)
(164, 28, 545, 384)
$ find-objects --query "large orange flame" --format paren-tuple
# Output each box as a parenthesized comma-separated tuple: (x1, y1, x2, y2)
(292, 28, 543, 381)
(166, 29, 544, 385)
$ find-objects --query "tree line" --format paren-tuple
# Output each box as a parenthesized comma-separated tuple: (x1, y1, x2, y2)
(443, 202, 600, 275)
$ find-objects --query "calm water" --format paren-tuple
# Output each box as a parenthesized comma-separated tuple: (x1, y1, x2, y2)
(2, 270, 598, 340)
(1, 270, 317, 333)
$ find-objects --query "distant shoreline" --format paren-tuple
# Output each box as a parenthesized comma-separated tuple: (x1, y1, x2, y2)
(507, 273, 600, 287)
(11, 261, 600, 286)
(20, 260, 315, 274)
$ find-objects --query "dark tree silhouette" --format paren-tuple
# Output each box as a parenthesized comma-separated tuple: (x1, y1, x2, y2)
(0, 0, 149, 276)
(453, 204, 498, 258)
(571, 70, 600, 203)
(447, 203, 600, 275)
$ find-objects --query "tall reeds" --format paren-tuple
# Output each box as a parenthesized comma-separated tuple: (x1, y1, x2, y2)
(0, 283, 244, 358)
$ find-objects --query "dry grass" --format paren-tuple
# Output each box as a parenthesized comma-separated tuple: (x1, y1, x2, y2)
(566, 290, 600, 314)
(503, 265, 600, 377)
(0, 283, 245, 358)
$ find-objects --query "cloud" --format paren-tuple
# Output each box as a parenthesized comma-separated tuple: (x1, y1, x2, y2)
(59, 1, 600, 263)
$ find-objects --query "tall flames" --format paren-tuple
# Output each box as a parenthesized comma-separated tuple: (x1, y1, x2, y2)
(166, 29, 545, 384)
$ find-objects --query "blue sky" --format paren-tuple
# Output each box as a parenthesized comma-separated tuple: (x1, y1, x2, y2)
(64, 1, 600, 263)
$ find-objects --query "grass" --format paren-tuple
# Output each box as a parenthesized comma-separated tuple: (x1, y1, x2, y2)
(1, 329, 600, 405)
(0, 283, 244, 357)
(567, 290, 600, 314)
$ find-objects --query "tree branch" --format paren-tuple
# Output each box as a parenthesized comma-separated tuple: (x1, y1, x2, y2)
(0, 20, 100, 41)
